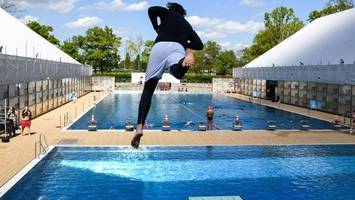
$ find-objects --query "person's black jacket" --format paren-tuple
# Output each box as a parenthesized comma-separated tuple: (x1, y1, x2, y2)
(148, 6, 204, 50)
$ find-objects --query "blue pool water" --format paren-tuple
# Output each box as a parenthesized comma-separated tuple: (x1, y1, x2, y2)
(69, 92, 335, 130)
(2, 145, 355, 200)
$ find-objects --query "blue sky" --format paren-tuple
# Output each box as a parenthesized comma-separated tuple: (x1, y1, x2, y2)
(16, 0, 329, 51)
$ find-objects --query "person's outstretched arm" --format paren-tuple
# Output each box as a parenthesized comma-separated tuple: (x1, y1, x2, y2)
(148, 6, 167, 32)
(187, 31, 204, 50)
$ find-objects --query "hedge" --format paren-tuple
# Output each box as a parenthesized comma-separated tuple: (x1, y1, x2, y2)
(181, 74, 232, 83)
(94, 72, 131, 82)
(93, 72, 232, 83)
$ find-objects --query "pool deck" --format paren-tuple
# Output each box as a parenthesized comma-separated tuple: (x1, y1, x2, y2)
(1, 91, 355, 188)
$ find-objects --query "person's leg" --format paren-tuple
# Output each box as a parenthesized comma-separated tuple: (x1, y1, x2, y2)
(137, 78, 159, 125)
(131, 78, 159, 148)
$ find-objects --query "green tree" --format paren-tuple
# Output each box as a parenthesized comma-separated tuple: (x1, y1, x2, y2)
(241, 7, 304, 64)
(125, 39, 137, 70)
(83, 26, 121, 73)
(61, 35, 86, 63)
(141, 40, 154, 71)
(191, 50, 206, 74)
(203, 41, 221, 72)
(124, 52, 131, 70)
(125, 36, 145, 71)
(214, 50, 237, 75)
(308, 0, 353, 22)
(27, 21, 60, 47)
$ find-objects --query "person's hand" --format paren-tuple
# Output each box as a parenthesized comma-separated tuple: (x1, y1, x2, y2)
(182, 49, 195, 67)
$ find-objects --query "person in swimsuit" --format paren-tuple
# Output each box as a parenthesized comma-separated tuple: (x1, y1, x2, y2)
(131, 2, 204, 148)
(206, 106, 214, 130)
(163, 114, 170, 126)
(235, 116, 241, 126)
(21, 106, 32, 136)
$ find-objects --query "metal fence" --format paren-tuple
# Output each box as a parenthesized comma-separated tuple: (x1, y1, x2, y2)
(233, 64, 355, 85)
(0, 54, 92, 85)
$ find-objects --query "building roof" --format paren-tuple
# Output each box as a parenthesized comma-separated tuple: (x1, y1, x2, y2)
(0, 8, 80, 64)
(245, 8, 355, 68)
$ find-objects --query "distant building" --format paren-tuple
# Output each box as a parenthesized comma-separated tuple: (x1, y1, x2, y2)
(233, 8, 355, 115)
(0, 8, 92, 117)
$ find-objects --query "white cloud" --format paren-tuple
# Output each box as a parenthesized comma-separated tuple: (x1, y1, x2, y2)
(18, 0, 77, 13)
(124, 1, 148, 11)
(240, 0, 264, 7)
(65, 16, 102, 28)
(220, 41, 249, 51)
(18, 15, 39, 24)
(80, 0, 148, 11)
(113, 28, 128, 37)
(196, 30, 228, 40)
(187, 15, 264, 40)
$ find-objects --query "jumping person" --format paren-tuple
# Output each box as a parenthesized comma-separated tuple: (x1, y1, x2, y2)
(131, 2, 204, 148)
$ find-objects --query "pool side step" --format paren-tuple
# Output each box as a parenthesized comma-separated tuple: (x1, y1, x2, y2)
(188, 196, 243, 200)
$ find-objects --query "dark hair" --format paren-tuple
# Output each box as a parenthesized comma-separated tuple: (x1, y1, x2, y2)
(167, 2, 186, 16)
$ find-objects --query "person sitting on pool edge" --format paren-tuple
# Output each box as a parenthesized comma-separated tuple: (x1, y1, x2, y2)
(207, 106, 214, 130)
(131, 2, 204, 148)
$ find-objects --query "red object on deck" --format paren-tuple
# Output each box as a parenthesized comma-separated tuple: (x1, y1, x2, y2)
(20, 120, 31, 129)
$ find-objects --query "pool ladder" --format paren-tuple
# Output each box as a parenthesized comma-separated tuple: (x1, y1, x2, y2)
(34, 134, 49, 159)
(61, 112, 73, 128)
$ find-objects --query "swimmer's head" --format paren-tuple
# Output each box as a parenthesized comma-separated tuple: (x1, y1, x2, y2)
(167, 2, 186, 16)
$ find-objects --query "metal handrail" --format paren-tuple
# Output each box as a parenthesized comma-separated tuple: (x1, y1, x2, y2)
(34, 141, 40, 159)
(34, 134, 49, 159)
(63, 112, 74, 127)
(39, 134, 49, 153)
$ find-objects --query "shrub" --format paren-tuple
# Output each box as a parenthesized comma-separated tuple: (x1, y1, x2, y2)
(181, 74, 232, 83)
(93, 72, 131, 82)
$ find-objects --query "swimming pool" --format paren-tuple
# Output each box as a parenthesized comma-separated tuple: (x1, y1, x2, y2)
(68, 92, 335, 130)
(2, 145, 355, 200)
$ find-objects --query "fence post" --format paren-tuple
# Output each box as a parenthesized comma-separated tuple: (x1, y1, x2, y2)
(59, 114, 61, 128)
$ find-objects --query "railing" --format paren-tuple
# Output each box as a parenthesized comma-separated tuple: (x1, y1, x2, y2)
(343, 111, 353, 127)
(62, 112, 74, 127)
(34, 134, 49, 159)
(0, 100, 8, 138)
(0, 53, 92, 85)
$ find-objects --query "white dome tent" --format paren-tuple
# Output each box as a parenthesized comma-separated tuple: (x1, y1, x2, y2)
(245, 8, 355, 68)
(233, 8, 355, 115)
(0, 8, 79, 64)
